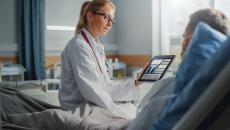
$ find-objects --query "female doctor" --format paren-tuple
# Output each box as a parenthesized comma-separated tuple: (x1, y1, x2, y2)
(58, 0, 139, 119)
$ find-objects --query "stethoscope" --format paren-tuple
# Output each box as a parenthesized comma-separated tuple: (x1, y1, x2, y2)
(81, 30, 112, 94)
(81, 30, 112, 73)
(81, 31, 103, 73)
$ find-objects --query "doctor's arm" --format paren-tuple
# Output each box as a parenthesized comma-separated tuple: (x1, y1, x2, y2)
(109, 78, 139, 101)
(109, 62, 146, 101)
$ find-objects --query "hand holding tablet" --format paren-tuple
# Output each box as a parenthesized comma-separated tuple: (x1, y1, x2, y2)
(138, 55, 175, 82)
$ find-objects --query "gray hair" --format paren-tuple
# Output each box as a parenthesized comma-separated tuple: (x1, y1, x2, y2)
(185, 8, 230, 36)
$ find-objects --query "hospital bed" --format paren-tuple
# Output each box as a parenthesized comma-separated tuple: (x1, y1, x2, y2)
(0, 79, 131, 130)
(1, 63, 229, 130)
(1, 59, 229, 130)
(2, 63, 228, 130)
(173, 62, 230, 130)
(0, 79, 60, 106)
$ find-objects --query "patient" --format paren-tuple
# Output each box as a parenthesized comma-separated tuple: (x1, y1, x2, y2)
(181, 8, 230, 57)
(128, 8, 230, 130)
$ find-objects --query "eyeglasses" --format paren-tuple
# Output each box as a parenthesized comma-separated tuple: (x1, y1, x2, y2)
(92, 12, 116, 24)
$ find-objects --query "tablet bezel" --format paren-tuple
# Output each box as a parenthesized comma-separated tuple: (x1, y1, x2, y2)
(138, 55, 175, 82)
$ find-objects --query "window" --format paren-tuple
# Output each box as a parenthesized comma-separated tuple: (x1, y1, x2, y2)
(154, 0, 213, 69)
(167, 0, 211, 66)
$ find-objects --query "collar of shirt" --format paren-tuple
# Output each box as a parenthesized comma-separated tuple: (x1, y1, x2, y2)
(82, 28, 105, 56)
(82, 28, 110, 83)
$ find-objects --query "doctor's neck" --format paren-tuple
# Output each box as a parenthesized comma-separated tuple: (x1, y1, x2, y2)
(85, 26, 99, 41)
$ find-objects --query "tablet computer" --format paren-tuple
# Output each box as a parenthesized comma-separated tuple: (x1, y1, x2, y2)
(138, 55, 175, 82)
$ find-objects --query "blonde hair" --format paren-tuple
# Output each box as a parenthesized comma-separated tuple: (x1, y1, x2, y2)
(75, 0, 115, 35)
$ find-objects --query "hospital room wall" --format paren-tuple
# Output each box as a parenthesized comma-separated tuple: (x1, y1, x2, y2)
(0, 0, 118, 67)
(113, 0, 152, 67)
(0, 0, 153, 67)
(46, 0, 153, 67)
(114, 0, 152, 55)
(0, 0, 152, 68)
(0, 0, 18, 62)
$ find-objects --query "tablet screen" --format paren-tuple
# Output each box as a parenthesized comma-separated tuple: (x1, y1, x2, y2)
(138, 55, 175, 81)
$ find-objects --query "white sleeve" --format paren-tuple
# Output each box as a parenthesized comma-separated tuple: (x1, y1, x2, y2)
(110, 78, 138, 101)
(68, 42, 116, 110)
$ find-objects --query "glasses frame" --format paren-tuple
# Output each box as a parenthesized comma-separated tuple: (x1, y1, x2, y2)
(92, 12, 116, 24)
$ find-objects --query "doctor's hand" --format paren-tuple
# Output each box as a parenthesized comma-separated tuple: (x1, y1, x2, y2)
(140, 61, 150, 75)
(134, 62, 149, 87)
(135, 80, 142, 87)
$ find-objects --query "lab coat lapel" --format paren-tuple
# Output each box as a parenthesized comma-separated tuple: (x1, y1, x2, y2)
(82, 29, 109, 80)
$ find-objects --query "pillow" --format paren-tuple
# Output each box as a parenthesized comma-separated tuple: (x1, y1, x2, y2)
(174, 22, 227, 93)
(149, 22, 230, 130)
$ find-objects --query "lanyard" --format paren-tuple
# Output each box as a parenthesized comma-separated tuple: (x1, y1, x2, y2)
(81, 31, 103, 74)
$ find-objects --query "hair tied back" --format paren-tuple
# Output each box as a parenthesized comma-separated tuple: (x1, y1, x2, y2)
(83, 1, 90, 11)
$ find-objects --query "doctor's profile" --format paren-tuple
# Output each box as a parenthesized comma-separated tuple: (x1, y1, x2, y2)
(58, 0, 139, 119)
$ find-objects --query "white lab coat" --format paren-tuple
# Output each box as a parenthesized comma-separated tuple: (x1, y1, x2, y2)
(59, 28, 137, 119)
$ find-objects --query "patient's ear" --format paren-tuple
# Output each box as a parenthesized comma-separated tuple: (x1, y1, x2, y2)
(181, 35, 192, 57)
